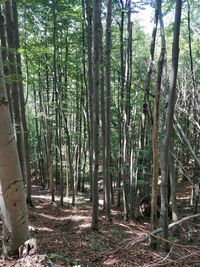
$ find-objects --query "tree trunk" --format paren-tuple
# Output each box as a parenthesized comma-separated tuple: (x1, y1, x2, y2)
(12, 0, 32, 206)
(119, 0, 129, 220)
(170, 133, 178, 222)
(4, 0, 26, 184)
(100, 31, 106, 209)
(151, 0, 165, 233)
(0, 5, 13, 120)
(104, 0, 112, 221)
(44, 39, 54, 202)
(64, 117, 75, 205)
(139, 0, 159, 195)
(0, 49, 29, 256)
(85, 0, 93, 201)
(91, 0, 101, 231)
(160, 0, 182, 251)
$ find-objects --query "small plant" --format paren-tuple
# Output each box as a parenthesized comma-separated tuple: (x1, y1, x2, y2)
(111, 228, 124, 237)
(63, 203, 71, 209)
(49, 253, 82, 266)
(169, 236, 179, 243)
(49, 253, 72, 264)
(86, 240, 104, 252)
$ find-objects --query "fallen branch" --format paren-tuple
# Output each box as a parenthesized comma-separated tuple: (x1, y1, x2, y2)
(96, 214, 200, 258)
(144, 245, 174, 267)
(130, 213, 200, 247)
(153, 213, 200, 235)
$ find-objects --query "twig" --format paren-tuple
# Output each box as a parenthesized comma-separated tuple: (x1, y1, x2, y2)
(175, 252, 200, 263)
(144, 245, 174, 267)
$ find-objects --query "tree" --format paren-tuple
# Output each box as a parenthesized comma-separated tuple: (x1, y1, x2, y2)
(104, 0, 112, 221)
(12, 0, 32, 206)
(4, 0, 27, 185)
(151, 0, 165, 232)
(91, 0, 101, 231)
(85, 0, 94, 201)
(160, 0, 182, 251)
(0, 48, 29, 256)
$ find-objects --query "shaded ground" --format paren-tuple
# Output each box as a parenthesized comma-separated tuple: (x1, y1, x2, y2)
(1, 181, 200, 266)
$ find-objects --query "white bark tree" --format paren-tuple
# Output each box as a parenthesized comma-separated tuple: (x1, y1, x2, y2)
(0, 49, 29, 255)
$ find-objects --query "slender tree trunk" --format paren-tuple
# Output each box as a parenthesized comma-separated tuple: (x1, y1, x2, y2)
(52, 0, 60, 191)
(91, 0, 101, 231)
(74, 78, 82, 195)
(170, 133, 178, 222)
(151, 0, 165, 232)
(45, 41, 54, 202)
(139, 2, 159, 191)
(119, 0, 129, 220)
(33, 81, 43, 186)
(104, 0, 112, 221)
(100, 31, 106, 209)
(117, 78, 121, 207)
(160, 0, 182, 251)
(38, 69, 46, 186)
(47, 132, 54, 202)
(59, 112, 64, 207)
(81, 2, 88, 193)
(125, 0, 133, 220)
(85, 0, 93, 200)
(64, 117, 75, 205)
(12, 0, 32, 205)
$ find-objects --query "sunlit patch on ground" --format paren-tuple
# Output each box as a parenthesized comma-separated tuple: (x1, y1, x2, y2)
(78, 222, 91, 229)
(102, 256, 119, 266)
(15, 184, 199, 266)
(29, 225, 54, 232)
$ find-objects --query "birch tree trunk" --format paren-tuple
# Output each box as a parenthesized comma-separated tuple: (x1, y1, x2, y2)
(0, 49, 29, 256)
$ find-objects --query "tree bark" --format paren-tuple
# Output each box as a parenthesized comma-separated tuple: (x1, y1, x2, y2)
(85, 0, 93, 200)
(0, 48, 29, 256)
(169, 133, 178, 222)
(91, 0, 101, 231)
(160, 0, 182, 251)
(151, 0, 165, 233)
(12, 0, 32, 206)
(104, 0, 112, 221)
(4, 0, 26, 184)
(0, 5, 13, 120)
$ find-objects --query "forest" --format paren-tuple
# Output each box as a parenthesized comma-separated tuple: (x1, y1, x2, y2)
(0, 0, 200, 266)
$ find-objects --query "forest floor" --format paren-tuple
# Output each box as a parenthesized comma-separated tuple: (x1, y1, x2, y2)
(1, 180, 200, 267)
